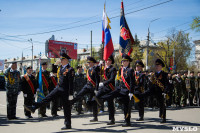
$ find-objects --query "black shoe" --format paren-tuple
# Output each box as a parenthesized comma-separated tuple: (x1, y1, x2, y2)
(7, 117, 13, 120)
(52, 114, 59, 117)
(122, 123, 131, 127)
(12, 116, 19, 119)
(107, 120, 115, 125)
(25, 115, 33, 119)
(42, 114, 48, 117)
(24, 105, 36, 113)
(160, 119, 166, 123)
(61, 125, 72, 130)
(136, 117, 144, 121)
(90, 118, 98, 122)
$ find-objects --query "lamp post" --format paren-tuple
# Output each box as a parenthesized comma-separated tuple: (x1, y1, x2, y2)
(146, 18, 160, 70)
(21, 46, 32, 75)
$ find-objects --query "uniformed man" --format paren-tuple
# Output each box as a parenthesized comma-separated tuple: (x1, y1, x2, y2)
(49, 64, 59, 117)
(21, 66, 37, 118)
(144, 59, 168, 123)
(36, 62, 50, 117)
(71, 56, 100, 122)
(101, 54, 135, 127)
(189, 71, 196, 106)
(91, 55, 116, 125)
(196, 72, 200, 106)
(167, 73, 174, 107)
(134, 60, 146, 121)
(24, 53, 75, 130)
(74, 65, 87, 115)
(181, 71, 189, 107)
(173, 72, 183, 107)
(4, 62, 21, 120)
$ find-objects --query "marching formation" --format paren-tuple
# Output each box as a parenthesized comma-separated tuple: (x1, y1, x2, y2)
(4, 53, 200, 130)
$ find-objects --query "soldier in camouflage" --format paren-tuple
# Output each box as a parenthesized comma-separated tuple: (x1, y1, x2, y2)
(74, 65, 87, 115)
(181, 71, 188, 107)
(173, 72, 183, 107)
(4, 62, 21, 120)
(189, 71, 196, 106)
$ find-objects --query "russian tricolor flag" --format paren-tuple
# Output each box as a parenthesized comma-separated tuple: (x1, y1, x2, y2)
(102, 5, 114, 61)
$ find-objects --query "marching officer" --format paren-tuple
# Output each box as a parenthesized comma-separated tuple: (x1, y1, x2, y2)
(24, 53, 75, 130)
(74, 65, 87, 115)
(21, 66, 37, 118)
(134, 60, 146, 121)
(49, 64, 59, 117)
(92, 55, 116, 125)
(4, 62, 21, 120)
(36, 62, 50, 117)
(144, 59, 168, 123)
(101, 54, 135, 127)
(71, 56, 100, 122)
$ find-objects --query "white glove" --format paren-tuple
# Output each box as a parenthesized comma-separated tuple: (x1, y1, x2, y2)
(69, 95, 73, 100)
(99, 82, 103, 87)
(34, 94, 37, 98)
(128, 93, 133, 100)
(99, 60, 104, 66)
(18, 91, 21, 95)
(24, 94, 27, 97)
(162, 93, 166, 98)
(94, 90, 98, 95)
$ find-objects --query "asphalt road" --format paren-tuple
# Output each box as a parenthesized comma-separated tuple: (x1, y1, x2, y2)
(0, 90, 200, 133)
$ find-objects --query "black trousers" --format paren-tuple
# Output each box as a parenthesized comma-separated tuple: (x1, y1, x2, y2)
(72, 85, 97, 118)
(93, 86, 115, 120)
(38, 88, 71, 126)
(6, 92, 18, 119)
(101, 87, 130, 124)
(24, 95, 34, 116)
(135, 93, 144, 119)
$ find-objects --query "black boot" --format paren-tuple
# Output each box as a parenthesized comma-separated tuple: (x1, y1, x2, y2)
(61, 125, 71, 130)
(24, 105, 37, 113)
(160, 119, 166, 123)
(107, 119, 115, 125)
(122, 122, 131, 127)
(90, 117, 98, 122)
(136, 117, 144, 121)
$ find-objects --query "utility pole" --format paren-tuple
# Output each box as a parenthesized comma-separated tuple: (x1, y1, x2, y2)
(28, 38, 33, 68)
(91, 30, 92, 56)
(146, 28, 150, 70)
(173, 40, 175, 73)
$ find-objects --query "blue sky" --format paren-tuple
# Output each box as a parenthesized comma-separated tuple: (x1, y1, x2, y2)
(0, 0, 200, 60)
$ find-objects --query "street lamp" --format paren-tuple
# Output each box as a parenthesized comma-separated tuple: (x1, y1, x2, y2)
(146, 18, 160, 70)
(28, 38, 33, 68)
(21, 46, 32, 75)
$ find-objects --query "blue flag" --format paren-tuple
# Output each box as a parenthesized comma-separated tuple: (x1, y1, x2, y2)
(37, 52, 45, 102)
(119, 1, 134, 56)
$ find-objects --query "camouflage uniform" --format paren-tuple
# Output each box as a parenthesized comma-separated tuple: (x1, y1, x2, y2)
(74, 72, 87, 114)
(189, 76, 196, 106)
(36, 70, 50, 117)
(173, 76, 183, 107)
(4, 67, 21, 119)
(181, 75, 188, 106)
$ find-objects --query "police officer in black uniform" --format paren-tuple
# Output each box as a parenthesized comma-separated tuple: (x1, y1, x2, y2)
(101, 54, 135, 127)
(134, 60, 146, 121)
(71, 56, 100, 122)
(24, 53, 75, 130)
(21, 66, 37, 119)
(145, 59, 168, 123)
(92, 55, 116, 125)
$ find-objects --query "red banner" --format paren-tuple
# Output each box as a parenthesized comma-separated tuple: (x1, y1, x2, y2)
(48, 40, 77, 59)
(170, 57, 173, 66)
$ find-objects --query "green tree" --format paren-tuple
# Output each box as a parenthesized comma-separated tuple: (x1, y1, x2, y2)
(155, 29, 192, 72)
(191, 16, 200, 32)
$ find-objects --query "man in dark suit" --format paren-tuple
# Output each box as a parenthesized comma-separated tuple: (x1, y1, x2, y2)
(145, 59, 169, 123)
(71, 56, 100, 122)
(21, 66, 37, 119)
(24, 53, 75, 130)
(92, 55, 116, 125)
(101, 54, 135, 127)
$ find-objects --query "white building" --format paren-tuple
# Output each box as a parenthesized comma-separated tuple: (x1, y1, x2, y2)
(194, 40, 200, 69)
